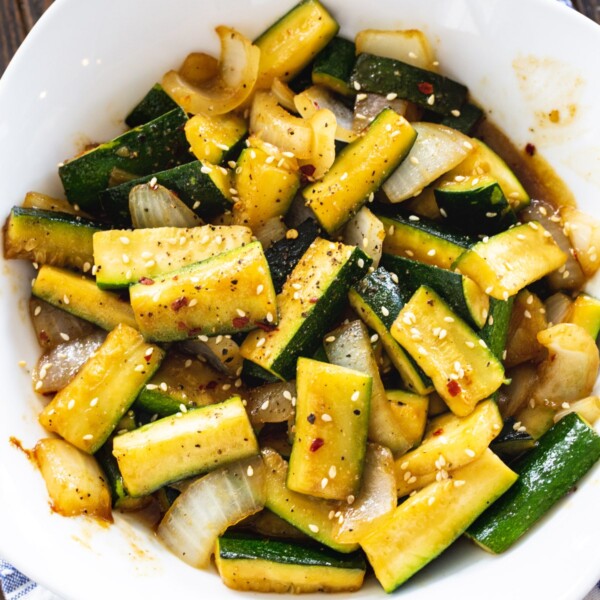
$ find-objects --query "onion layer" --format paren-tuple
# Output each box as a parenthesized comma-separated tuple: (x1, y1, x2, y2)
(129, 183, 202, 228)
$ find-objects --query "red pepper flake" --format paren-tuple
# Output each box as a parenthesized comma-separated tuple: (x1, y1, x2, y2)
(233, 316, 250, 328)
(254, 321, 277, 332)
(446, 380, 461, 397)
(310, 438, 324, 452)
(432, 428, 444, 436)
(171, 297, 188, 312)
(525, 143, 536, 156)
(139, 277, 155, 285)
(417, 82, 434, 95)
(204, 380, 218, 390)
(177, 321, 188, 331)
(300, 164, 316, 177)
(309, 297, 319, 304)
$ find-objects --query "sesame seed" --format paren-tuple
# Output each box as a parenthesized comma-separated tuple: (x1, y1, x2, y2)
(427, 249, 436, 257)
(293, 291, 301, 300)
(63, 294, 70, 305)
(370, 333, 379, 343)
(67, 399, 75, 410)
(260, 400, 270, 411)
(60, 332, 70, 341)
(390, 272, 399, 284)
(428, 496, 436, 506)
(35, 381, 43, 391)
(408, 476, 417, 484)
(463, 141, 474, 150)
(353, 81, 361, 91)
(328, 465, 337, 479)
(451, 109, 461, 117)
(179, 403, 188, 413)
(266, 312, 274, 323)
(517, 234, 526, 241)
(386, 92, 398, 100)
(256, 337, 266, 348)
(523, 309, 532, 319)
(403, 470, 412, 481)
(134, 364, 145, 372)
(427, 94, 435, 105)
(88, 397, 98, 407)
(465, 449, 476, 458)
(502, 291, 509, 300)
(146, 384, 158, 390)
(408, 214, 420, 221)
(455, 175, 466, 182)
(119, 236, 130, 245)
(282, 151, 295, 158)
(283, 390, 292, 401)
(83, 434, 93, 441)
(356, 93, 367, 101)
(321, 413, 332, 422)
(478, 339, 487, 348)
(347, 495, 355, 504)
(351, 390, 360, 401)
(381, 306, 390, 317)
(454, 480, 466, 487)
(561, 402, 570, 409)
(357, 258, 365, 269)
(308, 523, 320, 533)
(160, 382, 168, 392)
(321, 477, 329, 488)
(486, 212, 497, 218)
(405, 249, 415, 257)
(236, 308, 246, 317)
(198, 334, 209, 342)
(256, 284, 264, 295)
(465, 341, 475, 348)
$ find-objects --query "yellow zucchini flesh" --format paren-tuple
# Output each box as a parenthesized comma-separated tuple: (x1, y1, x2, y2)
(391, 286, 505, 416)
(39, 323, 164, 453)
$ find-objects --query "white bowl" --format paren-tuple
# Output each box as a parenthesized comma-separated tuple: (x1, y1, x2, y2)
(1, 0, 599, 598)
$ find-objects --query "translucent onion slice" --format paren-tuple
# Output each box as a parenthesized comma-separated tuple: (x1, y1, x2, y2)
(29, 298, 97, 350)
(129, 183, 202, 229)
(521, 199, 585, 291)
(178, 52, 219, 86)
(32, 330, 107, 394)
(544, 292, 573, 327)
(383, 122, 474, 202)
(179, 335, 243, 377)
(332, 444, 396, 544)
(271, 78, 298, 114)
(301, 108, 337, 180)
(250, 91, 313, 159)
(162, 27, 260, 115)
(343, 206, 385, 268)
(252, 216, 288, 249)
(497, 363, 538, 419)
(157, 455, 266, 568)
(355, 29, 438, 71)
(285, 194, 317, 229)
(245, 381, 297, 426)
(353, 93, 422, 134)
(22, 191, 83, 216)
(554, 396, 600, 424)
(561, 205, 600, 278)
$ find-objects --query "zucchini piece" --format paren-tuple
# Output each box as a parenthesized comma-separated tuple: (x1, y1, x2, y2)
(134, 351, 233, 417)
(324, 320, 412, 455)
(381, 254, 489, 329)
(215, 534, 366, 594)
(287, 358, 371, 500)
(21, 191, 85, 215)
(39, 323, 164, 453)
(3, 207, 101, 271)
(264, 219, 321, 294)
(394, 399, 503, 497)
(437, 102, 483, 134)
(377, 209, 474, 270)
(489, 417, 537, 460)
(385, 390, 428, 449)
(434, 175, 517, 235)
(233, 145, 300, 231)
(350, 53, 468, 116)
(113, 397, 258, 497)
(129, 241, 277, 341)
(311, 37, 356, 96)
(32, 265, 138, 331)
(348, 268, 432, 395)
(480, 297, 514, 361)
(303, 109, 417, 234)
(254, 0, 339, 88)
(240, 239, 371, 380)
(93, 225, 252, 289)
(261, 447, 358, 553)
(467, 413, 600, 553)
(99, 160, 233, 225)
(454, 222, 567, 300)
(125, 83, 180, 128)
(391, 286, 505, 416)
(59, 108, 191, 212)
(185, 112, 247, 164)
(568, 293, 600, 339)
(361, 449, 517, 592)
(34, 438, 112, 521)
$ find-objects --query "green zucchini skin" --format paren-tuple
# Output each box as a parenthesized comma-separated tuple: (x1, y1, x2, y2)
(480, 296, 514, 360)
(381, 254, 487, 329)
(125, 84, 180, 128)
(351, 53, 468, 116)
(490, 418, 537, 461)
(59, 108, 192, 213)
(467, 412, 600, 553)
(430, 102, 483, 135)
(99, 160, 231, 225)
(312, 37, 356, 96)
(265, 219, 321, 294)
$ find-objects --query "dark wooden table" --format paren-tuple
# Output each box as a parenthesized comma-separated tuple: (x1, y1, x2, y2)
(0, 0, 599, 599)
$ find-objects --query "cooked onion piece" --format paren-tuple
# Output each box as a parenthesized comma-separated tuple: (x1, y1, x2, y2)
(245, 381, 297, 426)
(302, 108, 337, 179)
(561, 205, 600, 278)
(162, 26, 260, 115)
(532, 323, 599, 409)
(178, 52, 219, 86)
(343, 206, 385, 268)
(271, 78, 298, 114)
(157, 455, 266, 568)
(544, 292, 573, 326)
(554, 396, 600, 424)
(180, 335, 243, 377)
(353, 93, 421, 133)
(129, 183, 202, 229)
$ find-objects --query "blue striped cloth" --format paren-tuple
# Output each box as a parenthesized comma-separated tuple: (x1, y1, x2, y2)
(1, 0, 597, 598)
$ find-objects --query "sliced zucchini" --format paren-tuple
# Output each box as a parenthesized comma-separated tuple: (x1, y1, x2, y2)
(381, 254, 489, 328)
(93, 225, 252, 288)
(489, 417, 537, 460)
(391, 286, 505, 416)
(215, 534, 366, 594)
(3, 207, 102, 271)
(254, 0, 339, 88)
(303, 109, 417, 234)
(261, 447, 358, 553)
(377, 209, 474, 270)
(240, 238, 371, 380)
(99, 160, 233, 225)
(311, 37, 356, 96)
(32, 265, 138, 331)
(568, 293, 600, 340)
(385, 390, 429, 449)
(467, 413, 600, 553)
(348, 267, 433, 395)
(454, 222, 567, 300)
(113, 396, 258, 497)
(21, 191, 85, 215)
(287, 358, 371, 500)
(59, 108, 191, 212)
(480, 297, 514, 361)
(434, 174, 517, 235)
(130, 241, 277, 341)
(324, 320, 412, 455)
(125, 83, 180, 128)
(394, 399, 503, 497)
(437, 102, 483, 135)
(185, 112, 247, 164)
(39, 323, 164, 453)
(350, 52, 468, 116)
(361, 449, 517, 592)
